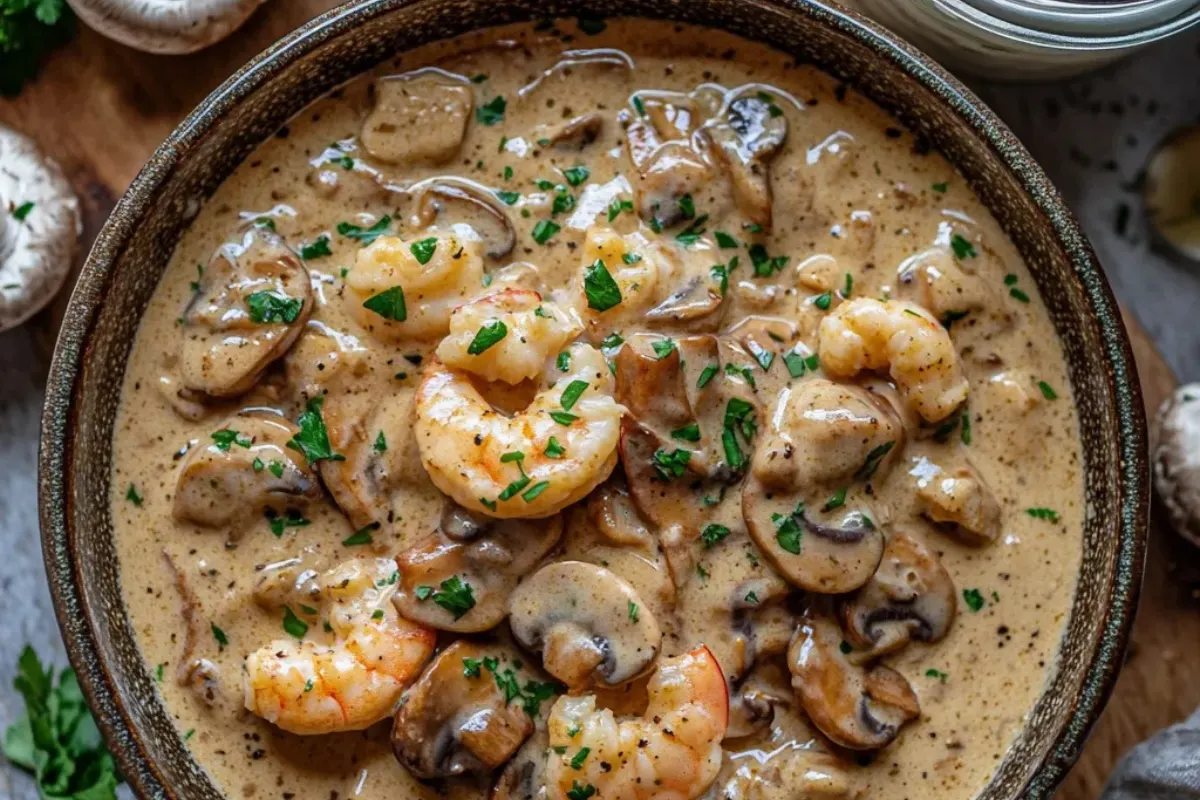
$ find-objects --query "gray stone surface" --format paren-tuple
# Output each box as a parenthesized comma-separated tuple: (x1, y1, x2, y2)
(0, 24, 1197, 800)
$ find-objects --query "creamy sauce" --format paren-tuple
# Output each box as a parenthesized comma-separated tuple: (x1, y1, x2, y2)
(110, 18, 1082, 800)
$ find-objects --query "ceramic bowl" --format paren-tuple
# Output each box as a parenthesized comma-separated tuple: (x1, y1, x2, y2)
(38, 1, 1149, 798)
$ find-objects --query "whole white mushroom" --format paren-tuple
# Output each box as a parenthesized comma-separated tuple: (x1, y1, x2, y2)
(66, 0, 269, 54)
(1154, 384, 1200, 548)
(0, 127, 81, 333)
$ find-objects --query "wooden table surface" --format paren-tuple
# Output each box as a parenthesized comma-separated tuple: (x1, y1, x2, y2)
(2, 3, 1199, 798)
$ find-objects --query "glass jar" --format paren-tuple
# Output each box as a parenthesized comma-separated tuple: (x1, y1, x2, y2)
(845, 0, 1200, 80)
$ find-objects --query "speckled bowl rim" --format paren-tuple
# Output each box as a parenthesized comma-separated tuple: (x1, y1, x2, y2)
(38, 1, 1148, 798)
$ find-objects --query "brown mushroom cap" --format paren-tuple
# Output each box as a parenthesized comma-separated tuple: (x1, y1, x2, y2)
(839, 532, 956, 660)
(705, 92, 788, 231)
(1153, 384, 1200, 547)
(393, 640, 534, 780)
(490, 727, 549, 800)
(751, 378, 904, 494)
(179, 226, 313, 398)
(788, 615, 920, 750)
(411, 176, 516, 260)
(743, 480, 884, 594)
(173, 410, 320, 533)
(622, 93, 713, 228)
(393, 505, 562, 633)
(362, 69, 474, 166)
(508, 561, 661, 689)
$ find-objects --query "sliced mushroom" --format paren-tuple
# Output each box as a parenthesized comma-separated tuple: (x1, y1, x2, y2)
(751, 378, 904, 494)
(412, 176, 516, 259)
(509, 561, 661, 689)
(896, 242, 995, 327)
(284, 321, 370, 402)
(173, 410, 321, 533)
(393, 505, 562, 633)
(539, 112, 604, 150)
(1154, 385, 1200, 547)
(252, 554, 325, 611)
(0, 126, 81, 333)
(712, 745, 861, 799)
(788, 615, 920, 750)
(643, 269, 725, 328)
(622, 94, 713, 227)
(705, 93, 788, 231)
(490, 727, 549, 800)
(911, 453, 1002, 545)
(743, 482, 884, 594)
(393, 640, 535, 780)
(180, 226, 312, 398)
(361, 69, 474, 165)
(66, 0, 266, 53)
(319, 386, 432, 533)
(839, 532, 956, 661)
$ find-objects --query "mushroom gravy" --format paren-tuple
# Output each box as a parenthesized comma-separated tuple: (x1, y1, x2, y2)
(110, 18, 1083, 800)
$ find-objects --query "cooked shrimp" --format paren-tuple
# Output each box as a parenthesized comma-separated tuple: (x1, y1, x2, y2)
(436, 288, 583, 384)
(545, 646, 728, 800)
(243, 557, 436, 735)
(818, 297, 968, 423)
(415, 342, 625, 518)
(578, 227, 724, 337)
(346, 233, 484, 340)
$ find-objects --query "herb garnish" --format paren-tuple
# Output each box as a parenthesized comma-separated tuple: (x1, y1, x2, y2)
(337, 216, 390, 244)
(701, 524, 731, 548)
(1026, 507, 1060, 522)
(410, 237, 438, 265)
(563, 166, 590, 187)
(671, 423, 701, 442)
(950, 234, 976, 259)
(282, 607, 308, 639)
(362, 285, 407, 321)
(300, 236, 332, 260)
(342, 522, 379, 546)
(963, 588, 985, 612)
(1037, 380, 1058, 400)
(211, 429, 251, 451)
(476, 96, 507, 126)
(651, 448, 691, 480)
(583, 259, 622, 310)
(125, 483, 143, 506)
(423, 576, 476, 619)
(532, 219, 561, 244)
(560, 379, 589, 410)
(468, 320, 508, 355)
(287, 396, 344, 463)
(245, 291, 302, 324)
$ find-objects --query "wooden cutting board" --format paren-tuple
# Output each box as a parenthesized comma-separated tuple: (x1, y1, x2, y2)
(2, 5, 1197, 796)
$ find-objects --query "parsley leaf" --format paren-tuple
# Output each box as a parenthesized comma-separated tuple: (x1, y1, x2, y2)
(362, 285, 407, 321)
(532, 219, 561, 244)
(0, 0, 74, 97)
(701, 524, 730, 548)
(125, 483, 143, 506)
(337, 216, 391, 244)
(1026, 507, 1060, 522)
(560, 379, 589, 410)
(245, 291, 302, 324)
(671, 423, 701, 442)
(651, 448, 691, 480)
(300, 235, 332, 260)
(963, 588, 985, 612)
(583, 259, 622, 311)
(342, 522, 379, 546)
(2, 645, 123, 800)
(287, 396, 344, 463)
(282, 607, 308, 639)
(428, 576, 476, 619)
(563, 166, 590, 186)
(410, 237, 438, 265)
(950, 234, 977, 259)
(468, 320, 508, 355)
(476, 95, 507, 126)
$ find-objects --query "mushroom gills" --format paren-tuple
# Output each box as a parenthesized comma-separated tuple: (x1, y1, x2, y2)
(787, 615, 919, 750)
(66, 0, 268, 54)
(393, 504, 562, 633)
(508, 560, 662, 689)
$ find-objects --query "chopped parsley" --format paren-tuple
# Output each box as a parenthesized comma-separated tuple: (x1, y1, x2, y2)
(1026, 507, 1060, 522)
(374, 431, 387, 453)
(631, 95, 646, 116)
(675, 214, 708, 246)
(813, 292, 832, 310)
(701, 524, 731, 548)
(300, 235, 332, 260)
(950, 234, 977, 259)
(621, 252, 642, 264)
(532, 219, 561, 244)
(467, 320, 508, 355)
(424, 576, 476, 619)
(211, 624, 228, 651)
(556, 351, 570, 372)
(409, 237, 438, 265)
(560, 379, 589, 410)
(337, 216, 390, 244)
(1010, 287, 1031, 303)
(544, 437, 565, 458)
(268, 461, 284, 479)
(563, 166, 590, 186)
(823, 487, 847, 511)
(463, 658, 482, 678)
(963, 588, 985, 612)
(651, 448, 691, 480)
(569, 747, 590, 770)
(960, 412, 972, 445)
(12, 201, 35, 221)
(282, 607, 308, 639)
(211, 429, 251, 451)
(628, 602, 639, 622)
(125, 484, 142, 506)
(671, 423, 701, 442)
(476, 95, 507, 126)
(774, 507, 803, 554)
(652, 338, 676, 359)
(522, 481, 551, 502)
(854, 441, 895, 482)
(715, 231, 739, 249)
(748, 243, 788, 276)
(1037, 380, 1058, 400)
(266, 509, 310, 536)
(926, 668, 949, 680)
(550, 411, 578, 425)
(552, 189, 575, 216)
(697, 364, 718, 388)
(342, 523, 379, 546)
(932, 182, 948, 193)
(245, 291, 302, 324)
(362, 285, 407, 321)
(607, 198, 634, 222)
(495, 189, 521, 205)
(583, 259, 622, 311)
(677, 194, 696, 220)
(286, 396, 344, 463)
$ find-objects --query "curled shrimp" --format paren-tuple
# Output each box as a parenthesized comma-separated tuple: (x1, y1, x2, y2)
(415, 342, 625, 518)
(544, 646, 729, 800)
(243, 557, 436, 735)
(436, 288, 583, 384)
(346, 233, 484, 340)
(818, 297, 968, 423)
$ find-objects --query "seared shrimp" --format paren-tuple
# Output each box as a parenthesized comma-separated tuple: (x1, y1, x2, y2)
(243, 557, 436, 735)
(346, 233, 484, 340)
(545, 646, 728, 800)
(818, 298, 968, 423)
(415, 342, 625, 518)
(436, 288, 582, 384)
